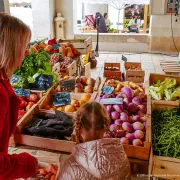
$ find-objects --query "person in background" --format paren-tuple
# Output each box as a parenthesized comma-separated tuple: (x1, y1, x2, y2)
(0, 13, 38, 180)
(58, 101, 131, 180)
(128, 13, 141, 33)
(94, 12, 108, 33)
(104, 13, 111, 30)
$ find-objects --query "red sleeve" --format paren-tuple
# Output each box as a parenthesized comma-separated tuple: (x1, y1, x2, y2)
(0, 152, 38, 180)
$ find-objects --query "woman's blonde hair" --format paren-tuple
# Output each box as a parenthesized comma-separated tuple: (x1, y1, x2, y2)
(72, 101, 110, 144)
(0, 13, 31, 77)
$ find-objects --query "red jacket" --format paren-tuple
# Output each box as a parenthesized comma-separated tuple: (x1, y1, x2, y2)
(0, 77, 37, 180)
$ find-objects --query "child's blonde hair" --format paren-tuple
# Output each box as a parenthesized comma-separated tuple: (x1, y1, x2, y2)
(72, 101, 110, 144)
(0, 13, 31, 77)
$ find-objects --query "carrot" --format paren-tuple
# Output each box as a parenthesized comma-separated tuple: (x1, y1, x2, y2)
(49, 164, 57, 175)
(50, 175, 56, 180)
(39, 168, 48, 176)
(45, 173, 53, 180)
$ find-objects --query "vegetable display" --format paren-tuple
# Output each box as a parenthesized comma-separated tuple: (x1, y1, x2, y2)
(23, 111, 73, 140)
(13, 50, 58, 89)
(152, 109, 180, 158)
(149, 78, 180, 101)
(101, 80, 147, 147)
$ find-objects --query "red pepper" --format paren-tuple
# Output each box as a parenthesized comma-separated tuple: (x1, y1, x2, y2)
(48, 38, 57, 45)
(72, 48, 77, 55)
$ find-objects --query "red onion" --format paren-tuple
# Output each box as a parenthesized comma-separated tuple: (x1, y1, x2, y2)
(120, 137, 129, 145)
(133, 122, 144, 131)
(111, 111, 120, 120)
(138, 92, 146, 99)
(104, 132, 115, 138)
(122, 122, 133, 133)
(126, 133, 135, 142)
(134, 130, 144, 140)
(140, 116, 146, 123)
(122, 87, 134, 99)
(120, 112, 129, 122)
(114, 119, 123, 126)
(116, 93, 124, 98)
(132, 115, 140, 122)
(128, 103, 138, 113)
(107, 105, 113, 113)
(143, 122, 146, 128)
(115, 130, 126, 138)
(113, 104, 123, 113)
(138, 104, 146, 113)
(137, 110, 145, 117)
(133, 139, 143, 146)
(110, 124, 117, 132)
(132, 96, 142, 105)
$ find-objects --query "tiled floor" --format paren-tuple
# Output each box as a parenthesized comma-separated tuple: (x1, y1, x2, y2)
(91, 52, 180, 82)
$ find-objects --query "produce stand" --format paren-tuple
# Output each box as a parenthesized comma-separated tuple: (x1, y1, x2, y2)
(57, 37, 92, 54)
(148, 100, 180, 180)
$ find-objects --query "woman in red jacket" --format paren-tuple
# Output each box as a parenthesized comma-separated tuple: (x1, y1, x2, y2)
(0, 13, 38, 179)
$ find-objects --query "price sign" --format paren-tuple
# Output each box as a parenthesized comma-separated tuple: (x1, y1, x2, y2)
(14, 88, 30, 97)
(32, 74, 53, 90)
(103, 86, 114, 94)
(52, 92, 71, 107)
(60, 80, 75, 92)
(100, 98, 123, 105)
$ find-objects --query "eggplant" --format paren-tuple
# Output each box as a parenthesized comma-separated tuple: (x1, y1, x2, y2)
(24, 126, 73, 138)
(55, 110, 73, 126)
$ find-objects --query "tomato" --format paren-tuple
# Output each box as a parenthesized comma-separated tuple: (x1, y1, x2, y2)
(26, 94, 38, 102)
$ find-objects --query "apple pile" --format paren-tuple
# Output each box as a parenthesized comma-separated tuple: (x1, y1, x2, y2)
(18, 93, 39, 120)
(75, 76, 96, 93)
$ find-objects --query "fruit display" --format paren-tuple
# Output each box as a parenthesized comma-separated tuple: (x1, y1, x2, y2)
(98, 80, 147, 147)
(125, 65, 142, 71)
(149, 77, 180, 101)
(42, 93, 92, 113)
(57, 76, 96, 93)
(18, 93, 39, 120)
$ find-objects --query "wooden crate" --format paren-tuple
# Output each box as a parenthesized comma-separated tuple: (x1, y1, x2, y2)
(160, 60, 180, 76)
(9, 91, 45, 147)
(149, 101, 180, 179)
(61, 60, 77, 77)
(124, 62, 145, 83)
(149, 73, 180, 104)
(104, 63, 121, 80)
(39, 86, 97, 114)
(15, 104, 75, 152)
(57, 37, 92, 54)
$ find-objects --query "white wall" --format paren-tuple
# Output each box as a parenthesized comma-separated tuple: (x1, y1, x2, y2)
(55, 0, 77, 39)
(31, 0, 55, 40)
(84, 3, 108, 17)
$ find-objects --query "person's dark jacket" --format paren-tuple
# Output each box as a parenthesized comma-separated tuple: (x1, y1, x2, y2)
(94, 12, 108, 33)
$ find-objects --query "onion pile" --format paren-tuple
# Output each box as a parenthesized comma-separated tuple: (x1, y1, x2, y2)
(101, 86, 147, 147)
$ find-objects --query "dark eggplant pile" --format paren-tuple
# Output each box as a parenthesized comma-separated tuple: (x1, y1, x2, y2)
(23, 110, 73, 140)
